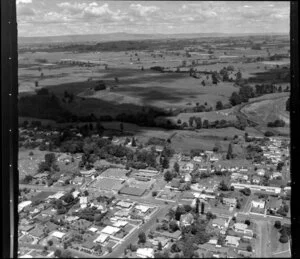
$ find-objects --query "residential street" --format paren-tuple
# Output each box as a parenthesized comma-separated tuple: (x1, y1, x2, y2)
(103, 204, 172, 258)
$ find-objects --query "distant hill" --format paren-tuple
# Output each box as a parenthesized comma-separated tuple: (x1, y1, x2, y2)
(18, 32, 288, 45)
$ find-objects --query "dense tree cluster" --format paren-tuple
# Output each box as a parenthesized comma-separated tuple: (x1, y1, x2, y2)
(267, 119, 285, 128)
(229, 85, 255, 106)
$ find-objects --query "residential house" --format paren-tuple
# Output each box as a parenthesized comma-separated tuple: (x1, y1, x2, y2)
(180, 213, 194, 227)
(267, 197, 282, 213)
(79, 196, 88, 209)
(225, 235, 240, 247)
(80, 168, 96, 177)
(32, 172, 48, 181)
(155, 230, 182, 241)
(155, 145, 164, 153)
(271, 172, 282, 180)
(114, 209, 129, 218)
(180, 153, 191, 162)
(252, 176, 261, 184)
(238, 250, 253, 257)
(44, 222, 59, 233)
(182, 162, 194, 172)
(100, 226, 120, 236)
(47, 191, 65, 200)
(184, 173, 192, 182)
(252, 199, 265, 209)
(256, 169, 265, 176)
(193, 156, 202, 163)
(18, 201, 32, 213)
(94, 233, 109, 244)
(19, 225, 35, 235)
(210, 155, 219, 162)
(41, 208, 57, 217)
(51, 231, 66, 240)
(135, 205, 150, 213)
(58, 175, 72, 184)
(136, 248, 154, 258)
(212, 218, 228, 230)
(231, 173, 248, 181)
(117, 200, 133, 209)
(28, 225, 45, 240)
(223, 198, 237, 207)
(73, 219, 92, 230)
(72, 176, 84, 185)
(150, 236, 169, 249)
(170, 178, 181, 189)
(65, 216, 79, 223)
(232, 223, 253, 237)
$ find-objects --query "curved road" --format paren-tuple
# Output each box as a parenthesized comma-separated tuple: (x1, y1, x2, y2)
(235, 93, 289, 135)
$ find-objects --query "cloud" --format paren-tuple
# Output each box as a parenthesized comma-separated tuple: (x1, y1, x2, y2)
(17, 1, 290, 37)
(17, 0, 32, 4)
(129, 3, 160, 17)
(17, 5, 35, 16)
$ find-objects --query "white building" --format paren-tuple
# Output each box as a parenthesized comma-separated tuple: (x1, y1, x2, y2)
(252, 199, 265, 209)
(51, 231, 66, 240)
(94, 234, 109, 244)
(101, 226, 120, 235)
(233, 223, 253, 236)
(136, 248, 154, 258)
(18, 201, 32, 213)
(225, 235, 241, 247)
(231, 183, 281, 194)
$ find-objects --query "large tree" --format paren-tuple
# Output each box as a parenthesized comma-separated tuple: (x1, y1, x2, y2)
(226, 143, 233, 160)
(138, 232, 146, 244)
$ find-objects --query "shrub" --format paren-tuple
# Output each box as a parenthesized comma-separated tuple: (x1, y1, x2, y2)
(274, 221, 281, 229)
(279, 235, 289, 243)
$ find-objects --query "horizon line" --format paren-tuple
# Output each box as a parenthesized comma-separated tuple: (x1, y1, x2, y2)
(18, 31, 289, 39)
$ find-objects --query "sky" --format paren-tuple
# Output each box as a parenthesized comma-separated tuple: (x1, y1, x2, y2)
(17, 0, 290, 37)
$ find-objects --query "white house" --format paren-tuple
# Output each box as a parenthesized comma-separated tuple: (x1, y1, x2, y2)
(94, 234, 109, 244)
(223, 198, 237, 207)
(79, 197, 88, 209)
(225, 235, 241, 247)
(233, 223, 253, 236)
(136, 248, 154, 258)
(51, 231, 66, 240)
(252, 199, 265, 209)
(101, 226, 120, 235)
(18, 201, 32, 213)
(212, 218, 228, 230)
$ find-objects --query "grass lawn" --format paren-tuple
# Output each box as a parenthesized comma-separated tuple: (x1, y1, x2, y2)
(89, 177, 124, 191)
(30, 191, 55, 202)
(18, 148, 52, 180)
(270, 226, 290, 256)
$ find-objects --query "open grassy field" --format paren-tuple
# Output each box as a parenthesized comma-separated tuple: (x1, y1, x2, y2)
(18, 148, 50, 179)
(170, 127, 246, 153)
(241, 95, 289, 125)
(270, 226, 291, 258)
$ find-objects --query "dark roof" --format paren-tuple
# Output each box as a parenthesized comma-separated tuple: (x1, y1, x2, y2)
(119, 186, 146, 196)
(156, 230, 182, 239)
(268, 197, 282, 209)
(28, 225, 45, 238)
(171, 179, 181, 188)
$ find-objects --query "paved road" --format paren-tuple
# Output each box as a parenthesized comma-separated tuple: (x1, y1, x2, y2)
(104, 204, 172, 258)
(254, 220, 272, 258)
